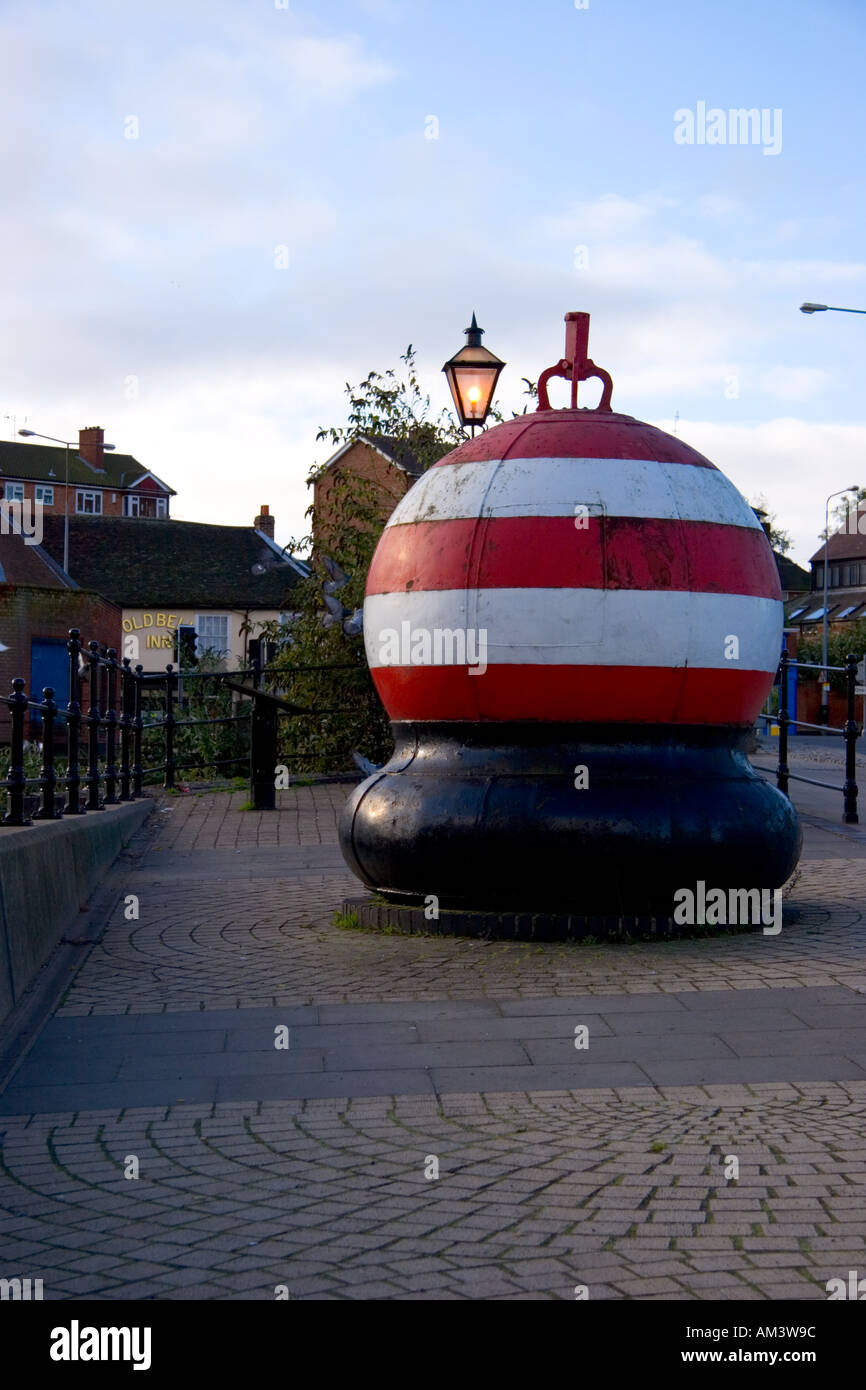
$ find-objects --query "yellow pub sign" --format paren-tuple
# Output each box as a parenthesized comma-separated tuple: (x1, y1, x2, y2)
(122, 612, 195, 650)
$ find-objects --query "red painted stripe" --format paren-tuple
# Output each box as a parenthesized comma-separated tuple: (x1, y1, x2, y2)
(371, 664, 772, 726)
(367, 517, 781, 600)
(439, 412, 716, 468)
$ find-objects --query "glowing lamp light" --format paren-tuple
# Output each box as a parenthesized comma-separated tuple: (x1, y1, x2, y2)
(442, 313, 505, 434)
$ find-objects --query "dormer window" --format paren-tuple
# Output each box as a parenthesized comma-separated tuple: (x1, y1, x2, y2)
(124, 494, 169, 518)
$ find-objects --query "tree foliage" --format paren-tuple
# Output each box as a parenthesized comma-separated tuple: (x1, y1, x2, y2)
(750, 496, 792, 555)
(255, 348, 475, 772)
(795, 620, 866, 694)
(314, 346, 465, 475)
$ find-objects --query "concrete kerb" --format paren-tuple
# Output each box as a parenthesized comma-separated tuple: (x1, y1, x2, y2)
(0, 799, 153, 1031)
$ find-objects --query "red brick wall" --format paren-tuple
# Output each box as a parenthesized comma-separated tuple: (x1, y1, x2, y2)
(795, 680, 853, 730)
(0, 587, 122, 736)
(312, 441, 414, 551)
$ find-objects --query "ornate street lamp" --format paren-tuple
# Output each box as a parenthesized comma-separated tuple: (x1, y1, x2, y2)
(442, 313, 505, 436)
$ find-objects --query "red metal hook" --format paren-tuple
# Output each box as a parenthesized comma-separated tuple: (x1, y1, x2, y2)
(536, 311, 613, 412)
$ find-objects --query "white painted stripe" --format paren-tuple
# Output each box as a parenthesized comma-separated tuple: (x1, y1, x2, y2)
(365, 589, 782, 671)
(385, 457, 762, 531)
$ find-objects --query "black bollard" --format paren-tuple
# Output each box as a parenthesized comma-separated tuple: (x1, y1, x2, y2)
(65, 629, 86, 815)
(843, 653, 860, 824)
(132, 664, 144, 798)
(777, 650, 790, 798)
(2, 677, 32, 826)
(119, 658, 133, 801)
(34, 686, 61, 819)
(103, 648, 119, 804)
(86, 640, 104, 810)
(163, 665, 176, 790)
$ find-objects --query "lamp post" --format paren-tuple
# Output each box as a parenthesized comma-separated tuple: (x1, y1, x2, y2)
(442, 314, 505, 436)
(17, 429, 115, 574)
(820, 485, 859, 726)
(800, 303, 866, 315)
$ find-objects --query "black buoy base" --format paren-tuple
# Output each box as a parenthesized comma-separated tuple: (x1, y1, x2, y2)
(339, 721, 802, 917)
(340, 896, 782, 942)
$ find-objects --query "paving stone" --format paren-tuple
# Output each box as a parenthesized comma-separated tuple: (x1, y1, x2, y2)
(2, 787, 866, 1300)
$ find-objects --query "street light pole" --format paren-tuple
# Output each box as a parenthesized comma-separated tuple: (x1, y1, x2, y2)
(64, 442, 69, 572)
(821, 485, 859, 726)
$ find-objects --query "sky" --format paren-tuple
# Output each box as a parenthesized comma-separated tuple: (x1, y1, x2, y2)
(1, 0, 865, 566)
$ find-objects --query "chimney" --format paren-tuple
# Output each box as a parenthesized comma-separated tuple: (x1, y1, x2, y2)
(78, 426, 106, 473)
(255, 504, 275, 539)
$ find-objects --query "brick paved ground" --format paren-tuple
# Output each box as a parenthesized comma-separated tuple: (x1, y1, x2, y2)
(1, 782, 865, 1300)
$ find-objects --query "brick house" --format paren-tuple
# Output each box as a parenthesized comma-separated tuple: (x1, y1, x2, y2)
(311, 436, 428, 551)
(0, 427, 174, 521)
(785, 506, 866, 633)
(0, 526, 122, 737)
(39, 508, 307, 673)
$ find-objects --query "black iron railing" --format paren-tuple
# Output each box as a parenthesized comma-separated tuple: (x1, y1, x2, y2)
(1, 628, 368, 826)
(769, 651, 862, 824)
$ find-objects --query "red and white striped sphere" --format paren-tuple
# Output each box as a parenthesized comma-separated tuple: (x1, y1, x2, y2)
(364, 410, 782, 726)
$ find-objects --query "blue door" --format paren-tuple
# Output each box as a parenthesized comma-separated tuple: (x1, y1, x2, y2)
(30, 639, 70, 725)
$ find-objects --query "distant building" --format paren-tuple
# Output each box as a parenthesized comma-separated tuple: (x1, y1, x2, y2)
(0, 525, 121, 736)
(786, 506, 866, 632)
(0, 427, 174, 521)
(312, 435, 428, 550)
(39, 507, 308, 673)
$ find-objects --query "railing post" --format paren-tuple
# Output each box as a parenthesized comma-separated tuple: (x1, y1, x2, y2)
(776, 650, 790, 797)
(843, 652, 860, 824)
(2, 678, 32, 825)
(119, 657, 133, 801)
(86, 639, 104, 811)
(65, 629, 86, 815)
(103, 648, 119, 804)
(163, 664, 176, 789)
(132, 664, 144, 798)
(250, 693, 278, 810)
(33, 686, 61, 820)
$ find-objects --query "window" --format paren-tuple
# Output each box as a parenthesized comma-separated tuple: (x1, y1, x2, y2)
(787, 608, 806, 620)
(123, 495, 140, 517)
(4, 483, 24, 502)
(830, 566, 841, 587)
(34, 485, 54, 505)
(76, 489, 102, 515)
(837, 605, 860, 620)
(155, 496, 167, 517)
(196, 615, 230, 658)
(802, 607, 828, 621)
(814, 565, 824, 589)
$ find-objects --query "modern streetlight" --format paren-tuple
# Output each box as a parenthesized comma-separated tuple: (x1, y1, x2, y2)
(800, 303, 866, 315)
(17, 429, 115, 574)
(819, 485, 859, 725)
(442, 314, 505, 436)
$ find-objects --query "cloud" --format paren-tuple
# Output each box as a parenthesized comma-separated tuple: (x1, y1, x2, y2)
(698, 192, 743, 219)
(271, 34, 395, 104)
(658, 417, 866, 565)
(757, 366, 828, 402)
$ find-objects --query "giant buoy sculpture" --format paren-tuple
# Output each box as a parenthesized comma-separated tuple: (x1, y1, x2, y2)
(339, 312, 801, 930)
